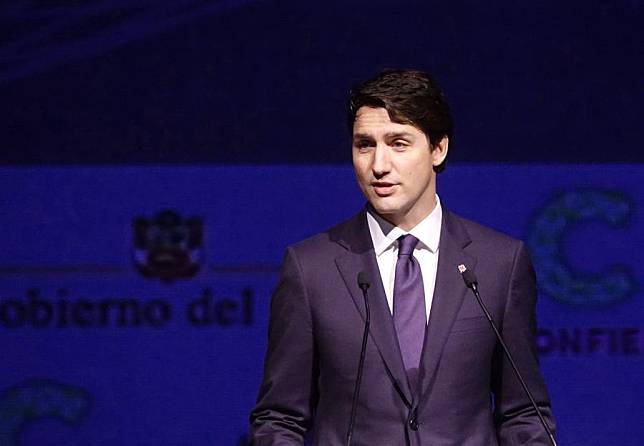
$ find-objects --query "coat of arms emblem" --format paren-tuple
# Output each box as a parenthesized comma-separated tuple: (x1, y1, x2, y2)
(133, 210, 203, 281)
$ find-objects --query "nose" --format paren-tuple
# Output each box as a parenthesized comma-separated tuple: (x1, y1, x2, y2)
(372, 144, 391, 178)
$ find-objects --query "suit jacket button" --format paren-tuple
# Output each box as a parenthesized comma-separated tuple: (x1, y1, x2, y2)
(409, 418, 419, 431)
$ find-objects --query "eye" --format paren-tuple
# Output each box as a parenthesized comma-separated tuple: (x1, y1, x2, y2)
(353, 139, 374, 152)
(391, 139, 409, 149)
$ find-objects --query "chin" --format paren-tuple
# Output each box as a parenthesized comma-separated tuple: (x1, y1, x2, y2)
(369, 199, 402, 217)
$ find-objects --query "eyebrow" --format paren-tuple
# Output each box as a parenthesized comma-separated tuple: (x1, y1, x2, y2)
(352, 132, 373, 139)
(352, 131, 415, 140)
(384, 131, 415, 139)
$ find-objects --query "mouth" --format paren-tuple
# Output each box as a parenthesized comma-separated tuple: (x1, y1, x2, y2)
(371, 181, 397, 196)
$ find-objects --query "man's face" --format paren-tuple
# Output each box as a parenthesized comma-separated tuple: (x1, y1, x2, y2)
(352, 107, 448, 230)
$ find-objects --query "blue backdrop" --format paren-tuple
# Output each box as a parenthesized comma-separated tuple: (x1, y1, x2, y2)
(1, 165, 643, 445)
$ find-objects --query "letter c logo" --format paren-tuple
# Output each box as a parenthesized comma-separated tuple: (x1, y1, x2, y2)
(527, 189, 636, 306)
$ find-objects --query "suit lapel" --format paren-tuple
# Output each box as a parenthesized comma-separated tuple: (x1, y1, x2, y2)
(417, 210, 477, 412)
(333, 209, 413, 406)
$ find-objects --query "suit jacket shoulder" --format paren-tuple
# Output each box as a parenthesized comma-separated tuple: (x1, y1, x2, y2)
(288, 209, 370, 258)
(444, 210, 526, 260)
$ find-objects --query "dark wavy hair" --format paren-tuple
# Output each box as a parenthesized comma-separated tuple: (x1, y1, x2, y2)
(347, 69, 453, 172)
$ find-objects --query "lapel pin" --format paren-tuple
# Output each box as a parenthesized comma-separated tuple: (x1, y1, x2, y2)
(457, 264, 467, 273)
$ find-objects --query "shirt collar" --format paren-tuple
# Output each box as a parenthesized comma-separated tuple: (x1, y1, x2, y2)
(366, 195, 443, 256)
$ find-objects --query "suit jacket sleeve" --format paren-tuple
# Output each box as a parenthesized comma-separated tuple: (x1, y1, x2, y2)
(250, 247, 317, 445)
(492, 241, 556, 445)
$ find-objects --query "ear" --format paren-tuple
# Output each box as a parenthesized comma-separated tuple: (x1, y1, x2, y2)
(431, 136, 449, 167)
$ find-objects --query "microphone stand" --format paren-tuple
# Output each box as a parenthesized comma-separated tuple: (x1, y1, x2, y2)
(347, 273, 371, 446)
(459, 266, 557, 446)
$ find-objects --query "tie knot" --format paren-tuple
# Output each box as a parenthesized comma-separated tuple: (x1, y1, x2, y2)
(397, 234, 419, 257)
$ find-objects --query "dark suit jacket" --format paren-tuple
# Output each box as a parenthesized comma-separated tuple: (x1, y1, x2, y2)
(251, 208, 555, 445)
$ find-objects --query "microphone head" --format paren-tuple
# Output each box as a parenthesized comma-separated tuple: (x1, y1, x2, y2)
(461, 268, 478, 289)
(357, 271, 370, 290)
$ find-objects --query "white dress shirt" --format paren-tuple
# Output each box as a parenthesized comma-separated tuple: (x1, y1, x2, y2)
(366, 195, 442, 322)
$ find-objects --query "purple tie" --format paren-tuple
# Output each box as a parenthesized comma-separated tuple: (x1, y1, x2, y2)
(393, 234, 426, 391)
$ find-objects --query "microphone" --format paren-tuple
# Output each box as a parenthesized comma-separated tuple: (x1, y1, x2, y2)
(347, 272, 371, 446)
(457, 265, 557, 446)
(357, 271, 370, 291)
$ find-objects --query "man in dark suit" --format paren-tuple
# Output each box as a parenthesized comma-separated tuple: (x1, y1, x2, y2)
(250, 70, 555, 445)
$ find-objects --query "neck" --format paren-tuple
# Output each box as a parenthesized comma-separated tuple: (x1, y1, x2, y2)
(372, 195, 438, 232)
